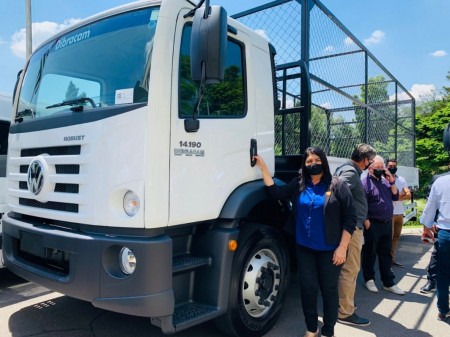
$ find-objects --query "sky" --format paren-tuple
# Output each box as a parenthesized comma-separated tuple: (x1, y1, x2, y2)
(0, 0, 449, 102)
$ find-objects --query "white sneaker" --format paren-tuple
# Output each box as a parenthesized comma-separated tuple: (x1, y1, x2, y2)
(383, 284, 405, 295)
(365, 280, 379, 293)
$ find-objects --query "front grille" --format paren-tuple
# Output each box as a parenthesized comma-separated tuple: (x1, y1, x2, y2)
(18, 145, 82, 213)
(19, 198, 79, 213)
(21, 145, 81, 157)
(55, 183, 79, 193)
(19, 181, 78, 194)
(20, 164, 79, 174)
(56, 165, 79, 174)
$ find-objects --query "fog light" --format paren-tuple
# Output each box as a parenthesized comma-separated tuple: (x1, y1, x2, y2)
(119, 247, 136, 275)
(123, 190, 140, 216)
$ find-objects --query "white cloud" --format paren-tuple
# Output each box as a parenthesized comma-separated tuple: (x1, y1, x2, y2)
(285, 99, 295, 108)
(393, 84, 436, 102)
(324, 45, 334, 53)
(363, 30, 385, 46)
(10, 19, 81, 59)
(319, 102, 332, 110)
(430, 50, 447, 57)
(344, 36, 354, 46)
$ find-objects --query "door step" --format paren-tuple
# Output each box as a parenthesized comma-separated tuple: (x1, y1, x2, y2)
(172, 254, 211, 275)
(173, 302, 217, 325)
(153, 301, 222, 334)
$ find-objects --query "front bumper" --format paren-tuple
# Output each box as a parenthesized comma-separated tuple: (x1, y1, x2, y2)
(2, 213, 174, 317)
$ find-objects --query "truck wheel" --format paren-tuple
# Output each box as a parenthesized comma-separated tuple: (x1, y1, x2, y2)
(215, 224, 290, 337)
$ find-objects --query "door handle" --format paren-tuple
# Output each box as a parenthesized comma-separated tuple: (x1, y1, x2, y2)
(250, 138, 257, 167)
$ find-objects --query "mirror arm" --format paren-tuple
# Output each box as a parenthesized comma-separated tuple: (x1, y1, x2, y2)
(183, 0, 207, 18)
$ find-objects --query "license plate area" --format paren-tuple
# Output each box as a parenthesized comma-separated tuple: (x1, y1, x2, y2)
(20, 231, 46, 258)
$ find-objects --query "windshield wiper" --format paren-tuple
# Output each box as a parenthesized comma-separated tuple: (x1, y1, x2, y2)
(46, 97, 97, 110)
(14, 108, 35, 123)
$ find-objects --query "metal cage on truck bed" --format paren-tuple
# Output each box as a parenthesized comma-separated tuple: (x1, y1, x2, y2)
(233, 0, 416, 171)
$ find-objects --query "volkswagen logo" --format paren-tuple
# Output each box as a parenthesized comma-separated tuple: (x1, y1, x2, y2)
(27, 160, 44, 195)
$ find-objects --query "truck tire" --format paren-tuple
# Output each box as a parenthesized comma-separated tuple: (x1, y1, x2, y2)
(215, 223, 290, 337)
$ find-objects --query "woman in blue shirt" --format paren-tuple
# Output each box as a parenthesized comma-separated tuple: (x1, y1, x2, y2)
(255, 147, 356, 337)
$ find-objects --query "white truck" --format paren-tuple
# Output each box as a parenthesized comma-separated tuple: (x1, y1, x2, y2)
(2, 0, 417, 335)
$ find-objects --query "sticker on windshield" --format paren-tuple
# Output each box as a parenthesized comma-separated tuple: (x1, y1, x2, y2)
(150, 9, 159, 21)
(115, 88, 134, 104)
(55, 30, 91, 51)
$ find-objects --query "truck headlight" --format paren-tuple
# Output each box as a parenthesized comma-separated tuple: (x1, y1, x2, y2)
(123, 190, 140, 216)
(119, 247, 136, 275)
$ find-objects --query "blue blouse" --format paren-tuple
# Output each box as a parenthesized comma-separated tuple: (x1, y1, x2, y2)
(295, 181, 338, 251)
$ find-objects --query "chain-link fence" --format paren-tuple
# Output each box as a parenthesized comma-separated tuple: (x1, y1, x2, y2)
(233, 0, 415, 167)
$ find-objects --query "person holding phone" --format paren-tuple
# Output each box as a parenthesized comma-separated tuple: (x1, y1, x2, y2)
(361, 155, 405, 295)
(386, 158, 411, 267)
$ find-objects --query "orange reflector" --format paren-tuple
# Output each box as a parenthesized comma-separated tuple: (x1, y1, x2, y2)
(228, 240, 238, 252)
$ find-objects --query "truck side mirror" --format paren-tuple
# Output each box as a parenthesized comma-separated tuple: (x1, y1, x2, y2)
(190, 5, 227, 84)
(185, 4, 227, 133)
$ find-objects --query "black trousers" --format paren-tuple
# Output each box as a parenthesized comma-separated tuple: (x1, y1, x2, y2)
(362, 220, 395, 287)
(296, 245, 342, 337)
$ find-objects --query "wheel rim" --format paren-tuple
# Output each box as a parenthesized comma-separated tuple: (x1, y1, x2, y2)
(241, 248, 281, 318)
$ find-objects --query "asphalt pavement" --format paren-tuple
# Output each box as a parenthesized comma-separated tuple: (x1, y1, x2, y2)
(1, 228, 449, 337)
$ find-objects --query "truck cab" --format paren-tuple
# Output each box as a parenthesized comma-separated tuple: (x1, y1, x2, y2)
(3, 1, 287, 335)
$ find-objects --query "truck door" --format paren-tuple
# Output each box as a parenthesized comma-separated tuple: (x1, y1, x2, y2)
(169, 14, 256, 226)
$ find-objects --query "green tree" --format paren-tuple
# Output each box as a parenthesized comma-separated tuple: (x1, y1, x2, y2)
(65, 81, 79, 101)
(414, 69, 450, 195)
(64, 81, 86, 102)
(354, 75, 393, 146)
(179, 56, 244, 117)
(415, 100, 450, 193)
(310, 105, 327, 150)
(202, 65, 244, 116)
(329, 115, 359, 158)
(179, 55, 198, 116)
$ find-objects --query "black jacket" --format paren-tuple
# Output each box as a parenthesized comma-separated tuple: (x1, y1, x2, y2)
(267, 176, 356, 246)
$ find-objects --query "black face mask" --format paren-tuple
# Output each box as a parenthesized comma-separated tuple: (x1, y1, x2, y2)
(305, 163, 323, 176)
(373, 169, 384, 179)
(364, 159, 373, 170)
(388, 167, 397, 175)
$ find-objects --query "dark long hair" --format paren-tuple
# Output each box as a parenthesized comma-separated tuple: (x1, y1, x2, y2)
(299, 147, 332, 192)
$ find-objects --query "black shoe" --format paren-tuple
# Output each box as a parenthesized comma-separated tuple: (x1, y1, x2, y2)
(391, 259, 404, 267)
(438, 311, 450, 321)
(338, 313, 370, 326)
(420, 281, 436, 294)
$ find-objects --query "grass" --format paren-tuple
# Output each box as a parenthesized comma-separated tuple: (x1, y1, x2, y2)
(403, 198, 426, 228)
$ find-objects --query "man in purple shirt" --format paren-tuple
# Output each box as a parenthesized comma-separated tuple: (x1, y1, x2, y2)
(361, 155, 405, 295)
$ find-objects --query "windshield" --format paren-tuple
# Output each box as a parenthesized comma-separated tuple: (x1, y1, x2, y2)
(17, 7, 159, 120)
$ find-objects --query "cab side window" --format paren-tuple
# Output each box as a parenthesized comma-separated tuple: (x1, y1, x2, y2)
(179, 25, 246, 118)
